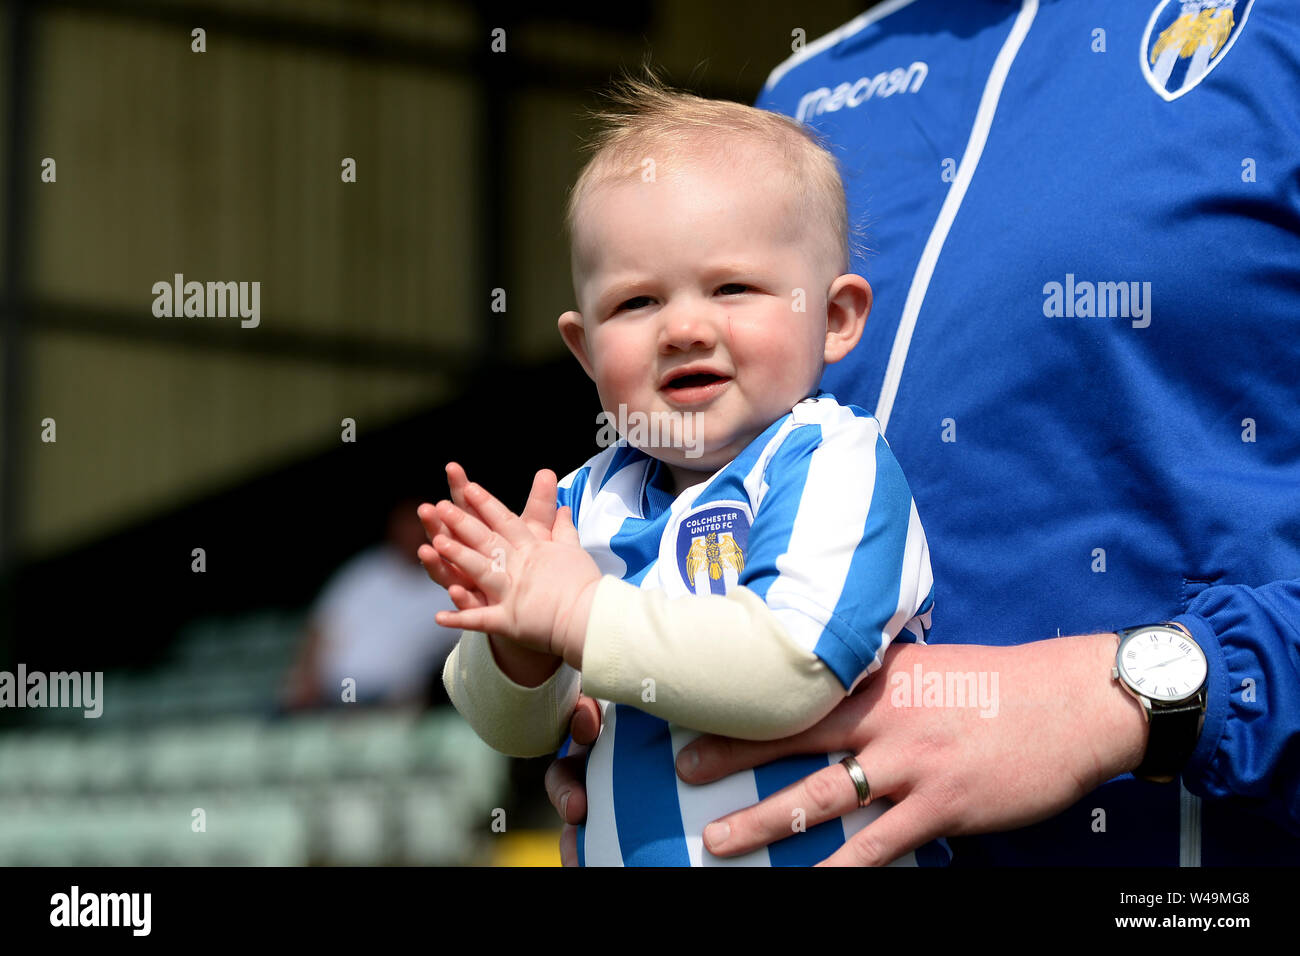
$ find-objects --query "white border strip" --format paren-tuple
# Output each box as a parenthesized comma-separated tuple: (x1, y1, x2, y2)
(874, 0, 1039, 434)
(763, 0, 923, 92)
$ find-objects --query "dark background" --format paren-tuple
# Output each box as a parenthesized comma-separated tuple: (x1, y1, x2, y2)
(0, 0, 875, 674)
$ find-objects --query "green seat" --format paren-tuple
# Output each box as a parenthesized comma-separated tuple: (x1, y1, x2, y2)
(206, 718, 272, 788)
(10, 801, 81, 865)
(77, 796, 151, 865)
(277, 715, 345, 784)
(171, 619, 231, 667)
(427, 719, 509, 807)
(96, 673, 144, 726)
(31, 734, 83, 794)
(217, 791, 308, 865)
(141, 725, 220, 790)
(398, 781, 473, 864)
(334, 711, 415, 779)
(0, 734, 46, 796)
(322, 784, 387, 865)
(78, 730, 139, 792)
(157, 793, 240, 865)
(0, 797, 36, 863)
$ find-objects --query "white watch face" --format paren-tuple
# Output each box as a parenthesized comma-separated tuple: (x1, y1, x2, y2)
(1117, 627, 1207, 702)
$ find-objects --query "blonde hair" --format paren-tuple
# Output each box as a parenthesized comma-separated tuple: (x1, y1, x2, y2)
(564, 68, 857, 276)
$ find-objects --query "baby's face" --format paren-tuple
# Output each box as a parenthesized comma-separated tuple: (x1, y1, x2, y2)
(561, 148, 853, 490)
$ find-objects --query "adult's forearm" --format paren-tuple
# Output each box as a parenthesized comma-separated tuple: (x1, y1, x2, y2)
(1059, 633, 1150, 783)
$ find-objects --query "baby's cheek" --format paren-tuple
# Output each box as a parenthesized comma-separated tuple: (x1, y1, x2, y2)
(594, 361, 644, 409)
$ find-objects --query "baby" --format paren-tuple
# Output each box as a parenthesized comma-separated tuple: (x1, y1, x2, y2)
(421, 75, 940, 866)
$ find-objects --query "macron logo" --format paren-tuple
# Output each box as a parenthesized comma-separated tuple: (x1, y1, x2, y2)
(795, 62, 928, 121)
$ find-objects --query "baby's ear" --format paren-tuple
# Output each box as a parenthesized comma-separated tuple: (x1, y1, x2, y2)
(558, 311, 596, 380)
(824, 274, 871, 365)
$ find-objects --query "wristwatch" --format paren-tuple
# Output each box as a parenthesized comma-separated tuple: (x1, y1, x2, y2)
(1111, 622, 1208, 784)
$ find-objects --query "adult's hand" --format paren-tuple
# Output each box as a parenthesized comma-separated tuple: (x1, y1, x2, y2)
(674, 635, 1150, 865)
(546, 694, 602, 866)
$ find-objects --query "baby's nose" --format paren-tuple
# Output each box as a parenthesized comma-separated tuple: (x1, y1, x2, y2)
(659, 304, 718, 351)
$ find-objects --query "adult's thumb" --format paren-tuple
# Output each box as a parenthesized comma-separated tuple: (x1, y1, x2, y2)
(569, 694, 602, 746)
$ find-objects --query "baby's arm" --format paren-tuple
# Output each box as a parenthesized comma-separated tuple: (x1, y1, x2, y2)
(428, 477, 851, 742)
(441, 577, 837, 747)
(580, 409, 933, 740)
(442, 630, 580, 757)
(432, 410, 931, 744)
(420, 463, 578, 757)
(581, 578, 846, 740)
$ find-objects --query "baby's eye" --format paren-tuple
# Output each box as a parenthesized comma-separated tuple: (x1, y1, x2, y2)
(716, 283, 752, 296)
(614, 296, 654, 313)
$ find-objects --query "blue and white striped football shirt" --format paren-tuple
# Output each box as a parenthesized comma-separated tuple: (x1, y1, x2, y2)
(557, 391, 944, 866)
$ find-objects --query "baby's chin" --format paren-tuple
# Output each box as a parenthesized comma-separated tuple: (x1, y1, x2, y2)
(646, 445, 721, 470)
(643, 438, 751, 477)
(595, 403, 778, 472)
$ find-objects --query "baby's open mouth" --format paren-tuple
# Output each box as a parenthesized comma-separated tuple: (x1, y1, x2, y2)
(660, 370, 731, 405)
(665, 372, 727, 389)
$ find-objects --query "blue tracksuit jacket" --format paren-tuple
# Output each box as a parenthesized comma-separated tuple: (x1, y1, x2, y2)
(756, 0, 1299, 864)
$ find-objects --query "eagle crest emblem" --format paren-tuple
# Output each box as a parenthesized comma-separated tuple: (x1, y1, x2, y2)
(673, 503, 751, 596)
(1141, 1, 1253, 101)
(685, 532, 745, 588)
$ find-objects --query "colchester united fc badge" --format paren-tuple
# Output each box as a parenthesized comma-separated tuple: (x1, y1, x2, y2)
(674, 503, 750, 596)
(1141, 0, 1254, 101)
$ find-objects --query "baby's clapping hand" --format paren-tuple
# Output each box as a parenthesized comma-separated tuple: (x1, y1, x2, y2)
(418, 463, 560, 613)
(420, 478, 601, 668)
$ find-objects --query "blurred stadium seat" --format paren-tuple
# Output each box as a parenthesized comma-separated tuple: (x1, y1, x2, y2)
(0, 609, 509, 865)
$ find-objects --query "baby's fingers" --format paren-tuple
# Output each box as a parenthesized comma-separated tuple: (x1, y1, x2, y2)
(445, 583, 486, 611)
(433, 499, 505, 555)
(417, 541, 480, 596)
(521, 469, 559, 538)
(443, 462, 493, 531)
(552, 505, 581, 546)
(446, 462, 475, 511)
(436, 605, 507, 634)
(418, 502, 447, 549)
(431, 533, 502, 586)
(462, 483, 537, 549)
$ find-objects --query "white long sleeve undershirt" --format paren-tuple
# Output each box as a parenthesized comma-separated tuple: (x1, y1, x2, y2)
(442, 574, 847, 758)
